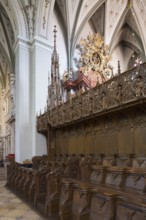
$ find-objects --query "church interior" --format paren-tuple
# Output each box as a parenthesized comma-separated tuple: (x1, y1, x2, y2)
(1, 0, 146, 219)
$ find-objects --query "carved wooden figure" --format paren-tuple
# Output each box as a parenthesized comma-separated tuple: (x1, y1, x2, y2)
(135, 75, 144, 97)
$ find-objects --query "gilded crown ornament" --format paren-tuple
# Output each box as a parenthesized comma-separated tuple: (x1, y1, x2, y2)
(79, 33, 112, 77)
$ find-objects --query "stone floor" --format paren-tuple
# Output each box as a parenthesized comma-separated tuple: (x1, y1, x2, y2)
(0, 167, 46, 220)
(0, 167, 7, 181)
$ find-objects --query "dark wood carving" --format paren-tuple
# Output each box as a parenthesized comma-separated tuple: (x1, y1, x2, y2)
(6, 157, 146, 220)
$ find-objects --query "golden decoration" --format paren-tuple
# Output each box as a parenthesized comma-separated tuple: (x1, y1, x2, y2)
(79, 33, 111, 73)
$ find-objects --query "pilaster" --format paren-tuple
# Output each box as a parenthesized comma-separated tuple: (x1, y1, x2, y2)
(14, 37, 52, 162)
(31, 38, 52, 156)
(15, 39, 33, 162)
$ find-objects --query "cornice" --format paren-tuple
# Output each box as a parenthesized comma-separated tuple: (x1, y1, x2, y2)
(32, 38, 53, 52)
(13, 37, 53, 52)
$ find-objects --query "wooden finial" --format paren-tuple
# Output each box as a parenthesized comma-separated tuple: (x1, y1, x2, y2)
(53, 25, 57, 51)
(118, 60, 121, 75)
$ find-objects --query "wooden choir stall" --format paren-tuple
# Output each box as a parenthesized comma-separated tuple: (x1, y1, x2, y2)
(6, 29, 146, 220)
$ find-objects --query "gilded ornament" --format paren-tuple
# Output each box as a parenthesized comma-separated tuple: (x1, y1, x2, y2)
(79, 33, 112, 80)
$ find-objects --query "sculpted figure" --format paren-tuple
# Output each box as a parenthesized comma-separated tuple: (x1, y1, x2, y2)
(64, 154, 72, 176)
(135, 75, 144, 97)
(79, 154, 86, 180)
(101, 90, 107, 109)
(116, 83, 123, 104)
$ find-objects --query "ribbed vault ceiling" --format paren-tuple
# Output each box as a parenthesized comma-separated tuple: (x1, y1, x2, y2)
(0, 2, 14, 88)
(0, 0, 145, 88)
(112, 9, 145, 59)
(54, 0, 145, 68)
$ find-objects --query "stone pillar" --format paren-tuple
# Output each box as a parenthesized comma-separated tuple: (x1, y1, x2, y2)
(10, 122, 15, 154)
(0, 89, 6, 160)
(14, 39, 34, 162)
(14, 38, 52, 162)
(9, 72, 15, 117)
(31, 39, 52, 156)
(3, 138, 6, 159)
(9, 72, 15, 154)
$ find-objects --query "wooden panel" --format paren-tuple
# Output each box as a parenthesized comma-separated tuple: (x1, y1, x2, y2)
(52, 108, 146, 157)
(118, 128, 132, 154)
(134, 127, 146, 154)
(105, 131, 118, 154)
(93, 134, 106, 154)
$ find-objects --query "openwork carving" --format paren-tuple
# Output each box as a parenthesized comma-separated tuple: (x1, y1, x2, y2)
(82, 92, 92, 116)
(38, 62, 146, 130)
(37, 26, 146, 131)
(72, 96, 82, 120)
(37, 112, 48, 133)
(80, 33, 111, 76)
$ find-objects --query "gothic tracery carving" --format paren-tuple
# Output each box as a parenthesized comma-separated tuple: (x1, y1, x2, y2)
(37, 62, 146, 130)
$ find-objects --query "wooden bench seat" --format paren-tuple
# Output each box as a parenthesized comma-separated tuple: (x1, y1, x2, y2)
(6, 156, 146, 220)
(23, 169, 33, 200)
(115, 197, 146, 220)
(59, 166, 146, 219)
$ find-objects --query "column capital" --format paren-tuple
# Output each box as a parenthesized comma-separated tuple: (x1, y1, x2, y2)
(14, 36, 53, 53)
(32, 37, 53, 53)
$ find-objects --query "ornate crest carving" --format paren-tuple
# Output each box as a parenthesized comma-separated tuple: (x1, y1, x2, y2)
(79, 33, 112, 80)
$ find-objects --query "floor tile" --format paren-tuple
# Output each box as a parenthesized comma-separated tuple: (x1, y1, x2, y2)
(0, 168, 45, 220)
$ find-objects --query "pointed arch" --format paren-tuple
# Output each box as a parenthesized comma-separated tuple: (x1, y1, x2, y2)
(70, 0, 105, 65)
(0, 41, 13, 69)
(108, 6, 146, 74)
(131, 2, 146, 56)
(109, 5, 146, 58)
(0, 42, 12, 88)
(0, 0, 28, 40)
(109, 7, 131, 52)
